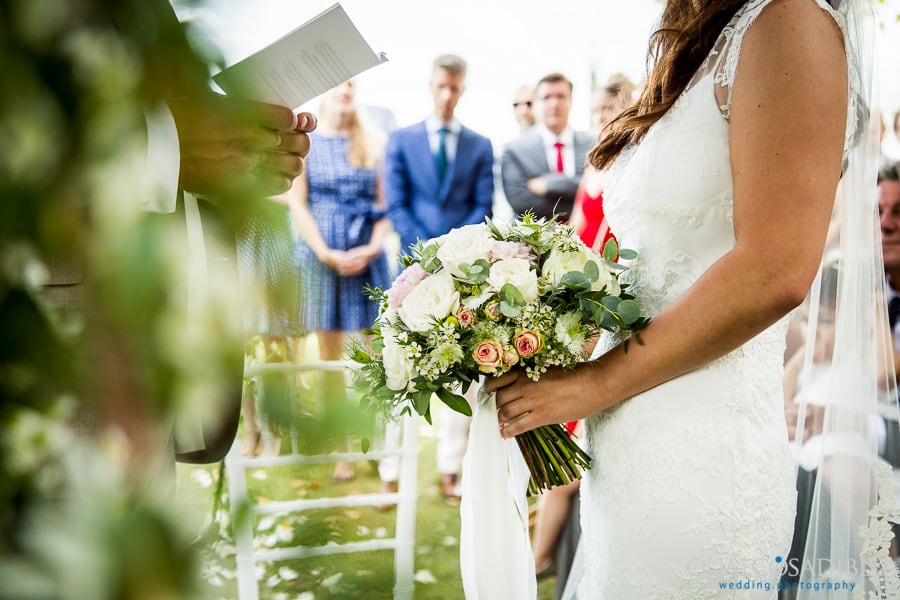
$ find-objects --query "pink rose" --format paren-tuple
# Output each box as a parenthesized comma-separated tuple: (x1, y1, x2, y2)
(457, 307, 476, 328)
(514, 330, 543, 358)
(473, 339, 503, 373)
(386, 263, 429, 309)
(489, 240, 537, 264)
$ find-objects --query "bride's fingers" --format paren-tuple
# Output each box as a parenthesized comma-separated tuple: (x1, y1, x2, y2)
(496, 394, 529, 424)
(484, 370, 521, 393)
(499, 410, 533, 439)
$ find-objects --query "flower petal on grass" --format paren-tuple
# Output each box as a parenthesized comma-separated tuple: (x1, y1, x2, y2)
(414, 569, 438, 584)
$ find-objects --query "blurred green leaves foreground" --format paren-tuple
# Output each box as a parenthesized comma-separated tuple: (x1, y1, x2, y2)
(0, 1, 350, 597)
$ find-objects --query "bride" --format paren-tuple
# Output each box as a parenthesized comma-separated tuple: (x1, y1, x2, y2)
(486, 0, 883, 598)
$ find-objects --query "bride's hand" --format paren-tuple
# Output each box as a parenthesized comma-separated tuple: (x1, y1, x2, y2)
(485, 365, 601, 439)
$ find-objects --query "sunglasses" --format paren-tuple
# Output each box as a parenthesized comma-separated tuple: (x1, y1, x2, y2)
(513, 101, 532, 108)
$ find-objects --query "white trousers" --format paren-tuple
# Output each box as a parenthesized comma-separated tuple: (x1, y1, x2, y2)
(379, 382, 477, 481)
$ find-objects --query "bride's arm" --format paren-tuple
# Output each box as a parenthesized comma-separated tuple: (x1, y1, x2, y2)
(489, 0, 848, 436)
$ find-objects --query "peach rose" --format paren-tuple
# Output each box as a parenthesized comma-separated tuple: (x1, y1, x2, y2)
(457, 307, 476, 328)
(473, 339, 503, 373)
(502, 347, 520, 368)
(514, 329, 543, 358)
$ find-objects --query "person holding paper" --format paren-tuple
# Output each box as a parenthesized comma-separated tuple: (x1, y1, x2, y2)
(382, 54, 494, 501)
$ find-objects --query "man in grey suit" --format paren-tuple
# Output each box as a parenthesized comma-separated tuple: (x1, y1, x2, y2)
(500, 72, 594, 221)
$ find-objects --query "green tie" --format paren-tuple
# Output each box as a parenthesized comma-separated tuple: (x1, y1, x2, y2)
(436, 126, 448, 184)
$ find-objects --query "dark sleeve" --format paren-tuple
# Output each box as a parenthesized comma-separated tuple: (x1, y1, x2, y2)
(460, 138, 495, 224)
(384, 134, 427, 249)
(501, 145, 561, 220)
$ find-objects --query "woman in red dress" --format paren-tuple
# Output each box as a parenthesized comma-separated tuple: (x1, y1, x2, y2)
(569, 74, 636, 252)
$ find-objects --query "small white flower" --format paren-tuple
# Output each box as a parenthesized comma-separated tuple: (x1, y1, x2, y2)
(274, 522, 293, 542)
(322, 572, 344, 588)
(434, 224, 495, 278)
(555, 312, 586, 355)
(487, 258, 539, 302)
(278, 567, 299, 581)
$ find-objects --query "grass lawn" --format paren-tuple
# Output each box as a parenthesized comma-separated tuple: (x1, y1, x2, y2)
(176, 423, 559, 599)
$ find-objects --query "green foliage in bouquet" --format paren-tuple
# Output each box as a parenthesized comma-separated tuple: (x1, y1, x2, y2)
(349, 213, 650, 494)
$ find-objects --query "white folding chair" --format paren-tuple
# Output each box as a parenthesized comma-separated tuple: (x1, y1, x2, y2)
(226, 360, 419, 600)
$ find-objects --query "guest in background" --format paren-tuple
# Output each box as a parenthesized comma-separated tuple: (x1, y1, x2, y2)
(286, 79, 392, 482)
(383, 53, 494, 502)
(531, 74, 636, 597)
(512, 84, 537, 133)
(500, 72, 593, 221)
(569, 73, 636, 252)
(236, 196, 307, 457)
(881, 110, 900, 162)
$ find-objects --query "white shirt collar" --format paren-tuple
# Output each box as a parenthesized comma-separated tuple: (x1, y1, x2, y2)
(536, 123, 574, 148)
(426, 114, 461, 136)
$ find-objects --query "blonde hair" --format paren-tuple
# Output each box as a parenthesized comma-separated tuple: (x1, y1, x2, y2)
(318, 85, 385, 170)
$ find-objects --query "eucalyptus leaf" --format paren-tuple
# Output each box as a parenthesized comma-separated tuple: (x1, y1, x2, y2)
(599, 312, 616, 329)
(602, 237, 619, 261)
(500, 300, 522, 318)
(583, 260, 600, 282)
(618, 248, 638, 260)
(560, 271, 591, 291)
(618, 299, 641, 325)
(601, 296, 621, 310)
(500, 283, 525, 306)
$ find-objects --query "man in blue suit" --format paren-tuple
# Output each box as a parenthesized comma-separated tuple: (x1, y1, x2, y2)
(382, 54, 493, 502)
(385, 54, 494, 256)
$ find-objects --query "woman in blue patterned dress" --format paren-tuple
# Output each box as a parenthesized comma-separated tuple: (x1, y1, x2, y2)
(286, 80, 392, 481)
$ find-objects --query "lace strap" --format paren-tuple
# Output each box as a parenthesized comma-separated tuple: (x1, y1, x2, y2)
(713, 0, 850, 120)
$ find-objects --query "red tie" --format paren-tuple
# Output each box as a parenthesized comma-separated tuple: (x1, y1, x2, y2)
(554, 141, 564, 173)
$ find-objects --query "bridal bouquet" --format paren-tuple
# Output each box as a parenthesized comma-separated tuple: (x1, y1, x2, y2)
(349, 214, 649, 494)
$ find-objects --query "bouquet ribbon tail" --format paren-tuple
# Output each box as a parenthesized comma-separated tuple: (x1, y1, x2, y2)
(460, 385, 537, 600)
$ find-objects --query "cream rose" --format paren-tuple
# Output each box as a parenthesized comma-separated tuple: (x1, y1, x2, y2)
(397, 272, 460, 333)
(435, 224, 495, 279)
(542, 247, 620, 295)
(542, 248, 589, 286)
(487, 258, 539, 302)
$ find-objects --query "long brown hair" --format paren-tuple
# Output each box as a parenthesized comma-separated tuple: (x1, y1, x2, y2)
(589, 0, 745, 170)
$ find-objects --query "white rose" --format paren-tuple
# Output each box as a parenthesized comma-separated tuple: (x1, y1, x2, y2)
(382, 337, 414, 391)
(435, 224, 495, 279)
(487, 258, 539, 302)
(397, 272, 460, 332)
(378, 307, 402, 341)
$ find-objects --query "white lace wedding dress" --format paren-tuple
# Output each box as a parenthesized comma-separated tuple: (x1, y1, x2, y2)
(580, 1, 855, 598)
